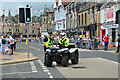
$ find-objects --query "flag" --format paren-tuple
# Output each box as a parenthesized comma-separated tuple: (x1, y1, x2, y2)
(38, 10, 40, 11)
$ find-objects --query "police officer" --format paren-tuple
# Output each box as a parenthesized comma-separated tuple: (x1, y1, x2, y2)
(43, 34, 53, 52)
(59, 33, 69, 49)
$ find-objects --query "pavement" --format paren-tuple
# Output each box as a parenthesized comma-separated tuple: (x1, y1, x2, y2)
(79, 46, 120, 53)
(0, 47, 38, 65)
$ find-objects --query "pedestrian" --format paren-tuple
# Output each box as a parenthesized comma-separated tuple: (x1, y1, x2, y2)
(97, 36, 100, 49)
(80, 36, 83, 48)
(103, 35, 105, 48)
(108, 35, 112, 50)
(94, 36, 98, 50)
(104, 34, 110, 51)
(87, 36, 92, 50)
(116, 34, 120, 53)
(0, 36, 2, 50)
(70, 36, 74, 43)
(10, 36, 14, 55)
(82, 37, 85, 49)
(1, 35, 6, 54)
(6, 35, 14, 55)
(14, 37, 17, 51)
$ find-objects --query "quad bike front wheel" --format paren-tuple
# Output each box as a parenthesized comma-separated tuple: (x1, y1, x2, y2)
(45, 56, 52, 67)
(71, 52, 79, 64)
(62, 55, 69, 67)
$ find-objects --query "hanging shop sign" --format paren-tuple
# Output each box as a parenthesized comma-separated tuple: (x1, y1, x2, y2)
(101, 24, 119, 29)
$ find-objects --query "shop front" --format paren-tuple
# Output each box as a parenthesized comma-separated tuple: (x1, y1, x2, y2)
(79, 26, 89, 37)
(88, 24, 97, 39)
(100, 24, 119, 47)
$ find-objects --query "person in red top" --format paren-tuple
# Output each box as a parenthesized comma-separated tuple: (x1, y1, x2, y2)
(104, 35, 110, 50)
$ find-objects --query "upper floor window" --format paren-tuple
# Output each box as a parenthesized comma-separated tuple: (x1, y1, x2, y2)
(85, 13, 87, 24)
(44, 17, 46, 22)
(8, 28, 11, 31)
(79, 15, 80, 25)
(82, 14, 83, 25)
(32, 29, 34, 33)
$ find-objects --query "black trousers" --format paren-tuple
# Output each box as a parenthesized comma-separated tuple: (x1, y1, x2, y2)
(11, 44, 14, 54)
(44, 46, 49, 52)
(117, 43, 120, 52)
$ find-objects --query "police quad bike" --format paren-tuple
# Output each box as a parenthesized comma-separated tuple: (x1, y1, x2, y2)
(44, 43, 79, 67)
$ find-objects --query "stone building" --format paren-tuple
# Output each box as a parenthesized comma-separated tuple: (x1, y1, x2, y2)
(77, 2, 102, 38)
(40, 8, 54, 37)
(1, 11, 40, 38)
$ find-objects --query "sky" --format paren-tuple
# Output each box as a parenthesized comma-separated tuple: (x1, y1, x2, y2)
(0, 0, 55, 16)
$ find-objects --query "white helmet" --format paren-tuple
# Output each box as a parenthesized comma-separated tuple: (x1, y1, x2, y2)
(60, 33, 66, 36)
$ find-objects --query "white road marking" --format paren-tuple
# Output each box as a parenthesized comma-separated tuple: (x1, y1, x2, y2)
(30, 61, 38, 72)
(0, 71, 41, 75)
(41, 66, 46, 68)
(49, 75, 53, 78)
(97, 58, 118, 64)
(47, 72, 51, 75)
(43, 70, 49, 72)
(37, 60, 53, 78)
(43, 67, 47, 70)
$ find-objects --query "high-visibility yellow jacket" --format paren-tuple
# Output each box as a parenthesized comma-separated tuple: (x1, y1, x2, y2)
(59, 37, 69, 48)
(45, 37, 52, 48)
